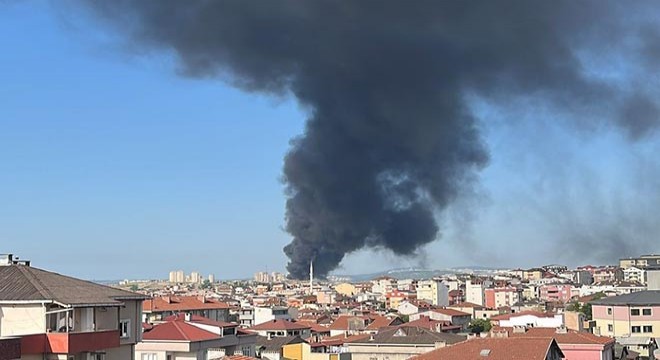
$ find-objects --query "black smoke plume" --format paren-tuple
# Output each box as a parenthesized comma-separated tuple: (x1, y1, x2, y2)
(79, 1, 660, 278)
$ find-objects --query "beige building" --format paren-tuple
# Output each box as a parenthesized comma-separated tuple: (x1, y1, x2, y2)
(0, 254, 147, 360)
(334, 283, 358, 296)
(415, 279, 448, 306)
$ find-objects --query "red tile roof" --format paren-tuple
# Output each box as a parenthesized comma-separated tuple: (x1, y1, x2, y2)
(249, 319, 311, 331)
(328, 315, 368, 331)
(413, 337, 560, 360)
(143, 320, 219, 342)
(164, 313, 238, 328)
(449, 302, 483, 309)
(310, 333, 371, 348)
(144, 296, 230, 312)
(490, 310, 555, 321)
(424, 308, 471, 317)
(494, 327, 615, 345)
(365, 315, 401, 330)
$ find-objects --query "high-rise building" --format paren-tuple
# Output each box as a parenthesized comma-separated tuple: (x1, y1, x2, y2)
(208, 274, 215, 283)
(271, 272, 285, 283)
(169, 271, 177, 283)
(190, 271, 202, 284)
(254, 271, 270, 283)
(176, 270, 185, 283)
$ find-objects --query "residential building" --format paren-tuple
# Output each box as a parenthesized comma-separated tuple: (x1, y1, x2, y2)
(169, 271, 178, 283)
(465, 279, 485, 306)
(490, 311, 564, 328)
(143, 295, 231, 322)
(409, 309, 471, 330)
(397, 300, 433, 316)
(539, 284, 574, 303)
(256, 335, 306, 360)
(239, 307, 255, 328)
(209, 274, 216, 283)
(371, 277, 397, 295)
(484, 287, 522, 308)
(271, 272, 286, 283)
(255, 272, 271, 283)
(622, 266, 647, 285)
(136, 314, 257, 360)
(620, 254, 660, 269)
(0, 254, 147, 359)
(447, 302, 484, 319)
(334, 283, 358, 296)
(248, 319, 311, 339)
(416, 279, 448, 306)
(413, 337, 564, 360)
(591, 290, 660, 342)
(281, 341, 351, 360)
(385, 290, 414, 310)
(346, 326, 465, 360)
(190, 271, 202, 284)
(254, 306, 297, 326)
(648, 267, 660, 290)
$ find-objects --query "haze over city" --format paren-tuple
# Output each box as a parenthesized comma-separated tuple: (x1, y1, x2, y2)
(3, 1, 660, 281)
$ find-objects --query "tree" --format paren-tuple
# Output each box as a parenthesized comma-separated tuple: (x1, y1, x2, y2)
(200, 279, 212, 290)
(130, 284, 139, 292)
(468, 318, 492, 333)
(400, 314, 410, 323)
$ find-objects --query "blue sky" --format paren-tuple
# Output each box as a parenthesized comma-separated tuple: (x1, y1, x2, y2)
(2, 1, 659, 279)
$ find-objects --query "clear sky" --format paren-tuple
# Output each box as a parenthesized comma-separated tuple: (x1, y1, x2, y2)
(2, 1, 660, 280)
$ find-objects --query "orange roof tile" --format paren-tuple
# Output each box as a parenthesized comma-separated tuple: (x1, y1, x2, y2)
(143, 320, 219, 342)
(144, 296, 230, 312)
(249, 319, 311, 331)
(413, 337, 560, 360)
(497, 327, 615, 345)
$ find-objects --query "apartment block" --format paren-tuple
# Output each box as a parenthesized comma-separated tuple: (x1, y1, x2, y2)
(0, 254, 147, 360)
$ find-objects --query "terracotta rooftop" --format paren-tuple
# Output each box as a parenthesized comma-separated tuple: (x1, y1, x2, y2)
(413, 337, 561, 360)
(163, 313, 237, 327)
(495, 327, 615, 345)
(144, 296, 230, 312)
(449, 301, 484, 309)
(143, 320, 219, 342)
(249, 319, 311, 331)
(490, 310, 555, 321)
(423, 308, 471, 317)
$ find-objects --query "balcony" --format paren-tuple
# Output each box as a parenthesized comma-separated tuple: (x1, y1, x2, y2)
(21, 330, 120, 355)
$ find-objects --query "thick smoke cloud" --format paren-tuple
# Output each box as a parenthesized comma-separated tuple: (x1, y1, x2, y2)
(80, 1, 660, 278)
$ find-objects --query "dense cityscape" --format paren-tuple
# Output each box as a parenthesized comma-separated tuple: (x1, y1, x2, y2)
(6, 1, 660, 360)
(1, 252, 659, 359)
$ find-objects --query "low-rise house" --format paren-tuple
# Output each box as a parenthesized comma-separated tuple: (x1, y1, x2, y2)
(447, 302, 484, 319)
(0, 254, 147, 359)
(143, 295, 231, 323)
(409, 309, 471, 330)
(412, 337, 564, 360)
(255, 335, 306, 360)
(400, 316, 461, 333)
(249, 319, 311, 339)
(136, 314, 257, 359)
(539, 284, 574, 303)
(397, 300, 433, 316)
(346, 326, 465, 360)
(254, 306, 297, 326)
(490, 311, 564, 328)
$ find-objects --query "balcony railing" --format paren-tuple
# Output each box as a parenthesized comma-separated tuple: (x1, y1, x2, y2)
(21, 330, 120, 355)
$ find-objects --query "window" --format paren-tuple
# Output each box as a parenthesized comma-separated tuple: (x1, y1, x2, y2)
(631, 309, 640, 316)
(141, 355, 157, 360)
(643, 309, 652, 316)
(607, 308, 612, 315)
(120, 319, 131, 338)
(608, 324, 613, 332)
(242, 346, 252, 356)
(632, 326, 641, 333)
(643, 325, 653, 333)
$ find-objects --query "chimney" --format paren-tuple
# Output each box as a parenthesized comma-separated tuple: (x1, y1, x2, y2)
(164, 296, 172, 304)
(198, 295, 207, 303)
(512, 326, 527, 334)
(555, 325, 568, 334)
